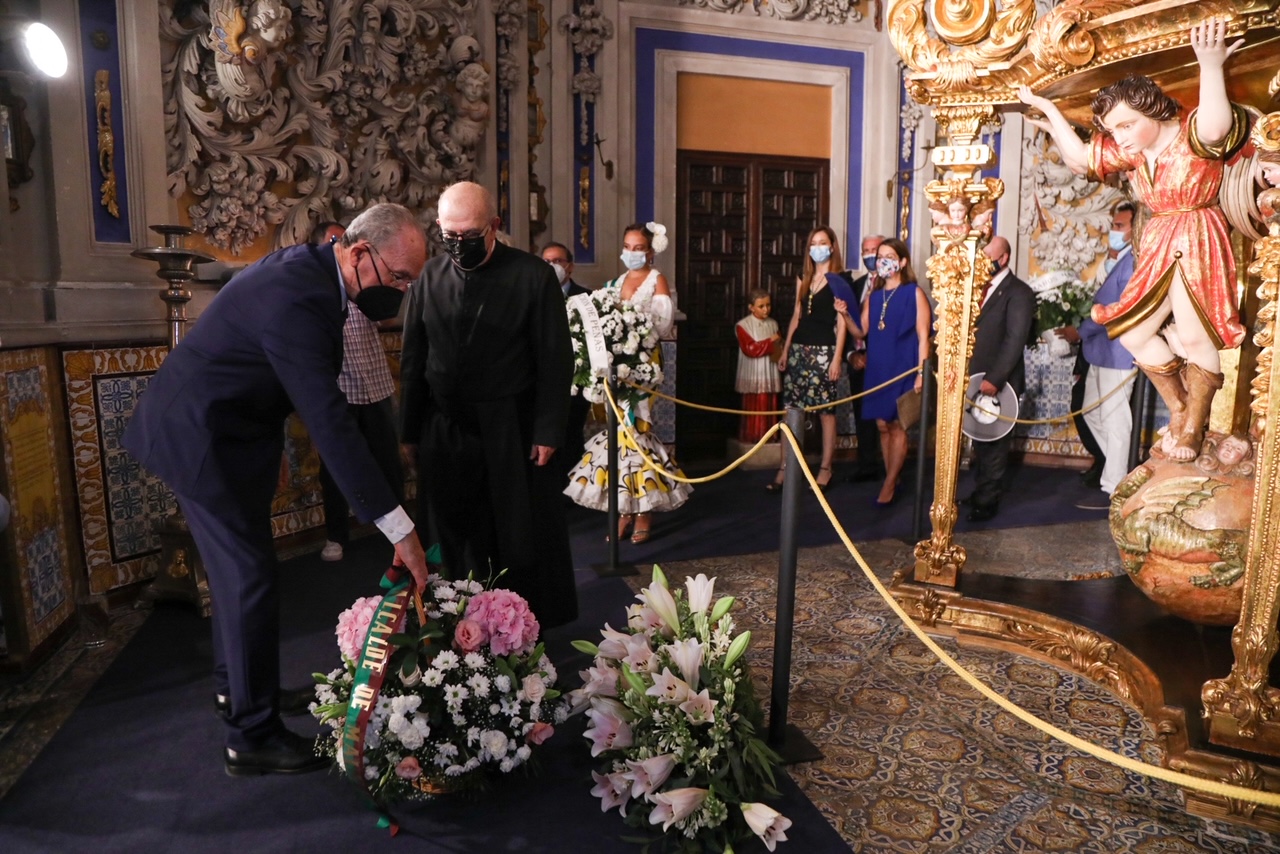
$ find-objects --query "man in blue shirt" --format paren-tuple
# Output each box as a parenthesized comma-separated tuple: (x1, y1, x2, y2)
(1055, 201, 1137, 508)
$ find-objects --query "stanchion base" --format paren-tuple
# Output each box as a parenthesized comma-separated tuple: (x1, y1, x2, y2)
(592, 561, 640, 578)
(768, 723, 823, 765)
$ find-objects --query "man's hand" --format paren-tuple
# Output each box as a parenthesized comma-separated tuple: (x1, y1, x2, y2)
(530, 444, 555, 466)
(1055, 325, 1081, 344)
(393, 530, 431, 591)
(979, 380, 999, 396)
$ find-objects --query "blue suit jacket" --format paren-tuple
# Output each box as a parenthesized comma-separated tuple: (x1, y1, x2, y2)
(124, 242, 398, 522)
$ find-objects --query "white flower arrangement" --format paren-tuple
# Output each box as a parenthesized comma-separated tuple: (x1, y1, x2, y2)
(569, 566, 790, 852)
(567, 286, 664, 407)
(313, 575, 568, 805)
(1028, 269, 1094, 338)
(646, 221, 669, 254)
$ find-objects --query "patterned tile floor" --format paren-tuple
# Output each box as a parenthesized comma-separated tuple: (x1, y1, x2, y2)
(4, 524, 1280, 851)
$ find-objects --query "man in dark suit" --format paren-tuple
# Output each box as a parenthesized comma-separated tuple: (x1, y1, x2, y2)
(844, 233, 886, 482)
(124, 203, 431, 776)
(966, 235, 1036, 522)
(541, 240, 591, 479)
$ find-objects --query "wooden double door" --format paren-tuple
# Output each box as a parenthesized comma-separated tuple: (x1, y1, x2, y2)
(675, 150, 830, 462)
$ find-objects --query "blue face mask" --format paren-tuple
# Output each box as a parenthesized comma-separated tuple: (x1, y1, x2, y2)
(809, 245, 832, 264)
(862, 254, 877, 272)
(1107, 230, 1129, 253)
(620, 250, 648, 271)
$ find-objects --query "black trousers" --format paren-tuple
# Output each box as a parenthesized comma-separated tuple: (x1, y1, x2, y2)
(1071, 353, 1104, 465)
(849, 363, 884, 477)
(971, 430, 1015, 509)
(318, 397, 403, 543)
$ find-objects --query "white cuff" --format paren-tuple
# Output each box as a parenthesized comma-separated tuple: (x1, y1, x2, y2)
(650, 294, 674, 337)
(375, 505, 414, 544)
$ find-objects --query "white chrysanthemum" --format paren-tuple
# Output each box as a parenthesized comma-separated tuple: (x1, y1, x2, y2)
(464, 652, 486, 669)
(444, 684, 470, 704)
(468, 673, 492, 697)
(452, 712, 468, 726)
(434, 650, 460, 670)
(440, 600, 460, 615)
(432, 584, 457, 600)
(467, 726, 481, 745)
(445, 763, 467, 777)
(422, 669, 444, 687)
(494, 674, 512, 694)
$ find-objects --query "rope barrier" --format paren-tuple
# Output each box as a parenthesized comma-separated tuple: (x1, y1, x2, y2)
(618, 364, 923, 416)
(594, 380, 1280, 807)
(961, 367, 1140, 426)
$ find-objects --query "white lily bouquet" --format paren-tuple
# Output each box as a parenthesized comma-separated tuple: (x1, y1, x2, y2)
(312, 570, 568, 808)
(566, 286, 663, 409)
(569, 566, 791, 852)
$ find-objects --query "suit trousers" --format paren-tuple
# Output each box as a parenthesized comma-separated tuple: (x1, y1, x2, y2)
(318, 396, 403, 543)
(1082, 365, 1135, 495)
(179, 494, 282, 751)
(971, 430, 1014, 509)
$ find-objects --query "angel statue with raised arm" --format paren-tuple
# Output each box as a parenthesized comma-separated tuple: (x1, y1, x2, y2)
(1018, 17, 1251, 464)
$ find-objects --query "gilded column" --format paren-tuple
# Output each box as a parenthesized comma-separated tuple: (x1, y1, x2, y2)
(1203, 113, 1280, 751)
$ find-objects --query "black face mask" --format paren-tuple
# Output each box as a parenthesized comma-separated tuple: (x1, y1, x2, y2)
(352, 258, 405, 322)
(442, 229, 491, 270)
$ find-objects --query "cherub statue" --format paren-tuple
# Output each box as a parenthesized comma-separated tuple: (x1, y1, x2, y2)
(451, 63, 490, 149)
(1018, 18, 1249, 463)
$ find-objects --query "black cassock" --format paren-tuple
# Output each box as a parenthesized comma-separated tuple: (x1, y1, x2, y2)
(401, 243, 578, 627)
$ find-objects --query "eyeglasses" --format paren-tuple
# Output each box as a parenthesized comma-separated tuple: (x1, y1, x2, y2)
(368, 245, 414, 286)
(439, 225, 491, 243)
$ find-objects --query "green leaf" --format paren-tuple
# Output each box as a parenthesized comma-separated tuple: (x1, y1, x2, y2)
(387, 632, 418, 649)
(571, 639, 600, 656)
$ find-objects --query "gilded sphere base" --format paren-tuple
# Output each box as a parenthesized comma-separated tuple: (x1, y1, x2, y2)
(1108, 433, 1253, 626)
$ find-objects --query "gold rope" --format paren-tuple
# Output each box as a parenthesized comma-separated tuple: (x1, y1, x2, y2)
(961, 368, 1140, 426)
(618, 364, 922, 416)
(594, 386, 1280, 806)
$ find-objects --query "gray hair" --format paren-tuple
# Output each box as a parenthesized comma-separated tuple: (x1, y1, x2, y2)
(341, 203, 422, 249)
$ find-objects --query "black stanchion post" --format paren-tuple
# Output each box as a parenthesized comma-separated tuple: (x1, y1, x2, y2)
(592, 368, 637, 577)
(768, 406, 822, 764)
(1127, 372, 1148, 471)
(912, 361, 933, 542)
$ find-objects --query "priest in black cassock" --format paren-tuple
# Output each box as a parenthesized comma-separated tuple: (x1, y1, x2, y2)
(400, 181, 578, 627)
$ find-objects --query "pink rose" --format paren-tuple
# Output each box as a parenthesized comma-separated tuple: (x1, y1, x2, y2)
(395, 756, 422, 780)
(464, 590, 541, 656)
(335, 596, 383, 662)
(522, 674, 547, 703)
(454, 619, 486, 653)
(526, 722, 554, 745)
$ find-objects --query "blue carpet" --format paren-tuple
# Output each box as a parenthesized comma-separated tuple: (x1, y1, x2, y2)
(0, 536, 848, 853)
(566, 457, 1106, 568)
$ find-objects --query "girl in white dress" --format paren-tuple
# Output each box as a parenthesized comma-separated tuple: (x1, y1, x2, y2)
(564, 223, 692, 543)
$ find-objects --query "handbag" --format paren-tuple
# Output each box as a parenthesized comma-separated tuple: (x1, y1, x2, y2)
(896, 388, 922, 430)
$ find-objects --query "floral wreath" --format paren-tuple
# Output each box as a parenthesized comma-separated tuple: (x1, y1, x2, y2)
(646, 221, 668, 255)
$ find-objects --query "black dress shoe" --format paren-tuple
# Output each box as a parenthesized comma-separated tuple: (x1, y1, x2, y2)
(216, 686, 316, 721)
(224, 728, 328, 777)
(967, 503, 998, 522)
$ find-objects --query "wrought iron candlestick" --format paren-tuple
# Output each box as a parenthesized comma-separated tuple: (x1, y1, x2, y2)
(131, 224, 214, 350)
(131, 224, 215, 616)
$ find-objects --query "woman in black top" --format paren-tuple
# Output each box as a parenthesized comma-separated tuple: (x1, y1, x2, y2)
(769, 225, 848, 492)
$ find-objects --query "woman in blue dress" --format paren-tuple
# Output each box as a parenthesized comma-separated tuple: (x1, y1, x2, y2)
(837, 237, 931, 505)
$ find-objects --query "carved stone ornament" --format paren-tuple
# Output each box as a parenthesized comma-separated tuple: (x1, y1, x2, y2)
(162, 0, 489, 253)
(557, 2, 614, 147)
(677, 0, 863, 25)
(1018, 133, 1123, 275)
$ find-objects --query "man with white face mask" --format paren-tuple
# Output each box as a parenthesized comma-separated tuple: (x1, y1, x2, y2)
(542, 241, 591, 477)
(1053, 201, 1137, 508)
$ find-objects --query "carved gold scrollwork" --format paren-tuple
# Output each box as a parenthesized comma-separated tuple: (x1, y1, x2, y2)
(888, 0, 1036, 95)
(94, 70, 119, 218)
(915, 587, 947, 627)
(1003, 621, 1137, 702)
(1225, 762, 1265, 819)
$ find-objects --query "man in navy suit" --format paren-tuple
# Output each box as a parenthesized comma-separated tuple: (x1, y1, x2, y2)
(966, 235, 1036, 522)
(541, 240, 591, 479)
(124, 203, 431, 776)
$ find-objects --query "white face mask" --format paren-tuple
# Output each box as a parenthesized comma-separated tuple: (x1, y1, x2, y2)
(809, 245, 832, 264)
(620, 250, 648, 271)
(548, 262, 568, 284)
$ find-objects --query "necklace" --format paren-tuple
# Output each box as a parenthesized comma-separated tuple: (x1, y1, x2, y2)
(807, 275, 825, 315)
(878, 286, 899, 330)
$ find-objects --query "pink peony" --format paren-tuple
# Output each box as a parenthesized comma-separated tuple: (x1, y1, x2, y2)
(525, 722, 554, 745)
(335, 596, 383, 662)
(454, 618, 486, 652)
(464, 590, 540, 656)
(395, 756, 422, 780)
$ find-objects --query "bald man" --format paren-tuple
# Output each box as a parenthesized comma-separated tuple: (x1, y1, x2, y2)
(400, 182, 578, 627)
(965, 235, 1035, 522)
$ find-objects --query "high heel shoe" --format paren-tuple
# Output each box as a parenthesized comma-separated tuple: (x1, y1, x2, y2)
(606, 515, 634, 542)
(812, 466, 833, 493)
(764, 470, 785, 494)
(630, 514, 652, 544)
